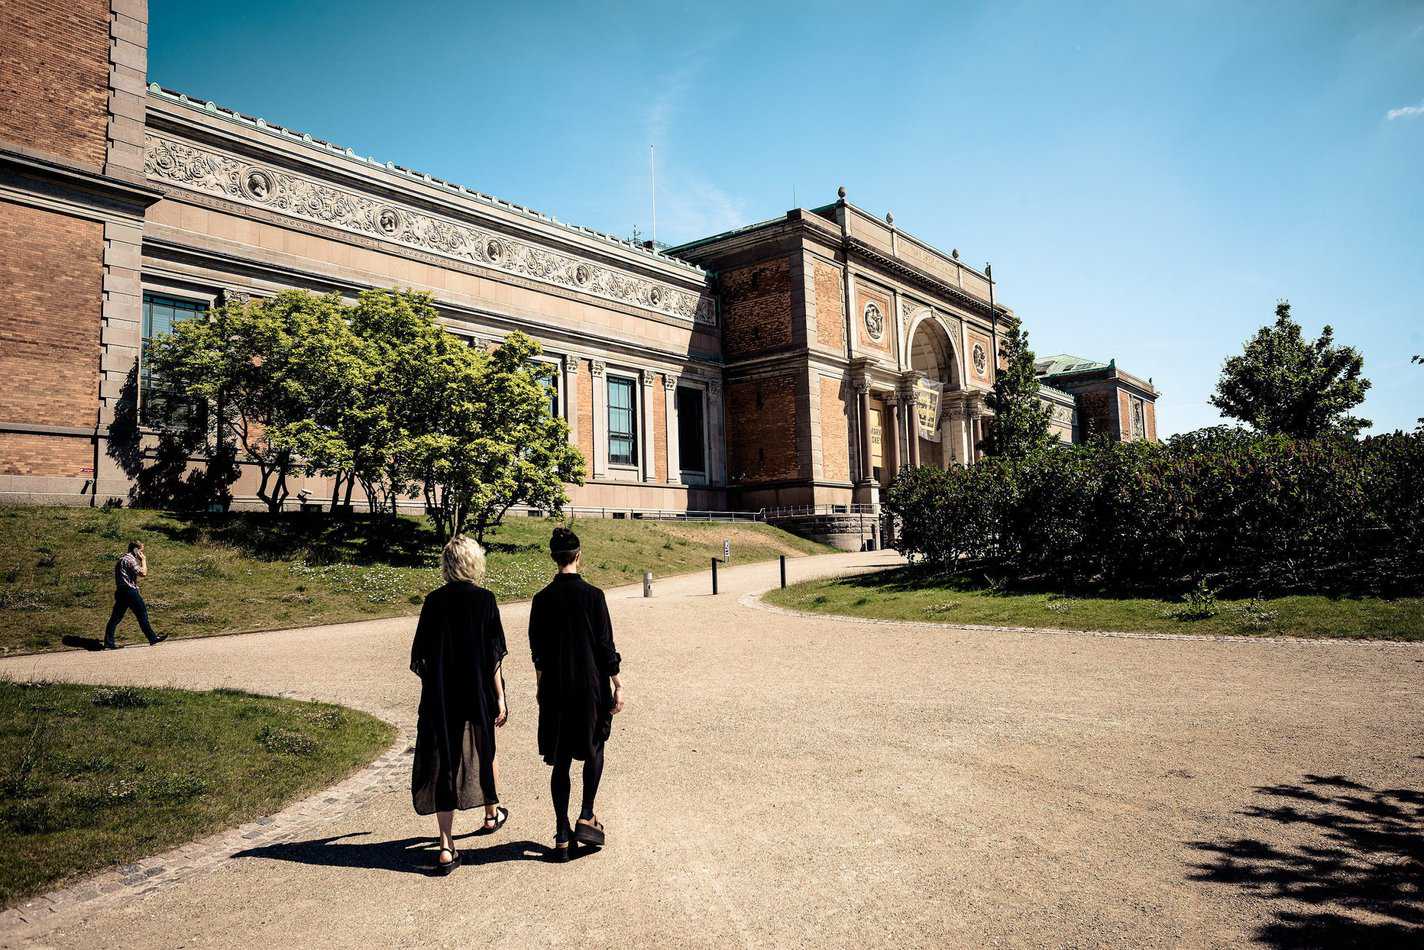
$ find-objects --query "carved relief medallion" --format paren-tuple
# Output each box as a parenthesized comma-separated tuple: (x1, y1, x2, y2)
(972, 342, 988, 376)
(863, 301, 884, 341)
(242, 168, 273, 201)
(377, 207, 400, 235)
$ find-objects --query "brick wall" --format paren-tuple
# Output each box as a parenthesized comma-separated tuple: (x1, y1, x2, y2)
(0, 432, 92, 477)
(1145, 400, 1157, 442)
(813, 259, 845, 353)
(726, 372, 798, 484)
(653, 375, 668, 482)
(0, 203, 104, 431)
(1077, 389, 1114, 440)
(576, 359, 594, 468)
(819, 376, 851, 482)
(0, 0, 112, 168)
(1118, 390, 1133, 440)
(719, 257, 793, 359)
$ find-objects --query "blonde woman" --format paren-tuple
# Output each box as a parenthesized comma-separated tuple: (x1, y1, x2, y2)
(409, 535, 509, 874)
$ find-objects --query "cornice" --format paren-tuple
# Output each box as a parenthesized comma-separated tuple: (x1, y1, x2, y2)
(140, 235, 724, 373)
(0, 145, 162, 220)
(845, 238, 1000, 321)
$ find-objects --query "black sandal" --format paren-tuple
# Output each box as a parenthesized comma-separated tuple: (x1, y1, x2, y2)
(551, 837, 570, 863)
(434, 846, 461, 875)
(573, 815, 605, 848)
(480, 805, 509, 834)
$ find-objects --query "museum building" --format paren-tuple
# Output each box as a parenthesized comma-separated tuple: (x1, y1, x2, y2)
(0, 0, 1160, 513)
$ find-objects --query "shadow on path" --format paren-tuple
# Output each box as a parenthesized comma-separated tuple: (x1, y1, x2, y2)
(234, 831, 551, 876)
(1188, 773, 1423, 947)
(60, 636, 107, 652)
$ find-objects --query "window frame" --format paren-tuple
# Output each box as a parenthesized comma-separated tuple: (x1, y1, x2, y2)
(675, 383, 708, 481)
(606, 373, 639, 470)
(532, 356, 563, 419)
(139, 291, 211, 431)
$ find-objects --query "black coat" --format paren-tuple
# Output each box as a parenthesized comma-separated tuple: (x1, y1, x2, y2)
(409, 581, 507, 815)
(528, 573, 621, 764)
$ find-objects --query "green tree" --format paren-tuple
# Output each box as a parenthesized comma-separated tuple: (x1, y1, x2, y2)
(421, 331, 585, 541)
(980, 319, 1054, 458)
(1211, 301, 1371, 438)
(147, 290, 360, 513)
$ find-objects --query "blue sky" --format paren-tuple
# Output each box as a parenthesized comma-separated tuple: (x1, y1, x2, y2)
(150, 0, 1423, 435)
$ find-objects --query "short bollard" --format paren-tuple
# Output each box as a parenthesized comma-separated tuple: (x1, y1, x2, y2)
(643, 570, 652, 598)
(711, 557, 719, 595)
(779, 554, 787, 589)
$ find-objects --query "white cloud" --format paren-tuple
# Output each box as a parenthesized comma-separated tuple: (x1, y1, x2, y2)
(1386, 101, 1424, 120)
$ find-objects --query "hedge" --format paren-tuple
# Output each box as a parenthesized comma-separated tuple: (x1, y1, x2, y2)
(884, 428, 1424, 596)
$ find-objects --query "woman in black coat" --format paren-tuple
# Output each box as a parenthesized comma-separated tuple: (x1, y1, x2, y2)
(410, 535, 508, 874)
(528, 527, 624, 861)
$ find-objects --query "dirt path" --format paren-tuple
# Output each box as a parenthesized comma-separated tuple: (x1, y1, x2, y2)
(2, 550, 1420, 948)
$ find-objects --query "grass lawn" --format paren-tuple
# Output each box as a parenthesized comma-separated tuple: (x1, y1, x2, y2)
(0, 680, 394, 906)
(764, 567, 1424, 641)
(0, 506, 829, 655)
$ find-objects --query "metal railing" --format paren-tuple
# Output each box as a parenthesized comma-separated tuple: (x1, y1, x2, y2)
(544, 506, 763, 523)
(759, 503, 878, 520)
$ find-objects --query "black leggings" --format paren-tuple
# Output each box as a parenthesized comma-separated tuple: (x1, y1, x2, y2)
(550, 743, 604, 838)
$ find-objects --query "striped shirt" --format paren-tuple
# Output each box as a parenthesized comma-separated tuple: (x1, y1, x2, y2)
(115, 553, 141, 592)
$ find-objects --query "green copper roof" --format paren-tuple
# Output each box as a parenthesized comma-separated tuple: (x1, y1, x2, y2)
(1035, 354, 1109, 376)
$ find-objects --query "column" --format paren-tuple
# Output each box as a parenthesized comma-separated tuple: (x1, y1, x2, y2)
(946, 406, 969, 467)
(883, 394, 901, 476)
(590, 359, 608, 479)
(562, 354, 579, 448)
(707, 380, 726, 485)
(904, 387, 922, 468)
(640, 369, 657, 482)
(855, 379, 873, 483)
(663, 375, 681, 484)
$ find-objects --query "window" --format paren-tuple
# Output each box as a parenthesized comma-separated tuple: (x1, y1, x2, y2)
(141, 293, 207, 429)
(535, 361, 560, 417)
(676, 385, 706, 474)
(608, 376, 638, 467)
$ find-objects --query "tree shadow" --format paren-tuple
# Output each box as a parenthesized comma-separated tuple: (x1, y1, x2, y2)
(234, 831, 552, 876)
(135, 512, 441, 569)
(1188, 773, 1423, 947)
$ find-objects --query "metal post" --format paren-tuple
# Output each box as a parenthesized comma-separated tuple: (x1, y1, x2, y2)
(779, 554, 786, 589)
(643, 570, 652, 598)
(711, 557, 718, 595)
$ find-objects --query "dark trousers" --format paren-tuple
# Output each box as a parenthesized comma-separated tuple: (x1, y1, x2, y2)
(104, 587, 158, 646)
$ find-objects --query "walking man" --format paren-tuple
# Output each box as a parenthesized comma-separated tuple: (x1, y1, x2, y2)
(104, 541, 166, 649)
(528, 527, 625, 862)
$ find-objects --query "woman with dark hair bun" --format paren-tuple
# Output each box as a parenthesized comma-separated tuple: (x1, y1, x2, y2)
(528, 526, 625, 862)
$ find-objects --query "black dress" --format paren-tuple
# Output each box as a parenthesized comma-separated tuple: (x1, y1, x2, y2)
(409, 581, 507, 815)
(528, 573, 621, 764)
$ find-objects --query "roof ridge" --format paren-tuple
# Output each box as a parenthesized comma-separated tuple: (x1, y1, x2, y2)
(146, 84, 707, 276)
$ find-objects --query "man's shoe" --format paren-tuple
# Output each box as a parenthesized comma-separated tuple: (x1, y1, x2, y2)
(148, 634, 168, 646)
(103, 642, 121, 650)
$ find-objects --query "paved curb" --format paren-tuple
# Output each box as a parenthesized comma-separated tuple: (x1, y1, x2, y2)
(0, 723, 415, 945)
(741, 591, 1424, 648)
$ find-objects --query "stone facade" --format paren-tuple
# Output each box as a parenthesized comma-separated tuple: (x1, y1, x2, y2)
(1034, 355, 1160, 444)
(0, 1, 1160, 514)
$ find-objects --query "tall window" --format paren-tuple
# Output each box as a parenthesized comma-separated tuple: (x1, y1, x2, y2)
(141, 293, 207, 428)
(676, 385, 706, 474)
(535, 361, 560, 417)
(607, 376, 638, 467)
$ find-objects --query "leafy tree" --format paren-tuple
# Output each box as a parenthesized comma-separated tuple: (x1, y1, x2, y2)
(421, 332, 585, 541)
(147, 290, 362, 513)
(980, 319, 1054, 458)
(1211, 301, 1371, 438)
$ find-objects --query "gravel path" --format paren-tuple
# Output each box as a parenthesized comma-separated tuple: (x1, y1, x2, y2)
(2, 550, 1420, 949)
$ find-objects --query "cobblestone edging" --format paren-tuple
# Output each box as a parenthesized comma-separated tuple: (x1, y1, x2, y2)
(0, 724, 415, 945)
(741, 591, 1424, 648)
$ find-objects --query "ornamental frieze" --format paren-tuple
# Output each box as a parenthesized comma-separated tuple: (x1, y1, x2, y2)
(144, 135, 715, 326)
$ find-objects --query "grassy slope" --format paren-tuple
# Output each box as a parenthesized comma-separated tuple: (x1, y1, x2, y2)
(0, 506, 828, 655)
(764, 568, 1424, 641)
(0, 681, 394, 906)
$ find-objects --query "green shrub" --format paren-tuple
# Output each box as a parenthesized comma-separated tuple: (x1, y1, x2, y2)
(885, 429, 1424, 597)
(1170, 580, 1219, 621)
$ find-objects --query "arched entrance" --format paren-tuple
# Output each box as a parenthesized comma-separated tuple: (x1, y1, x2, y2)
(907, 315, 960, 466)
